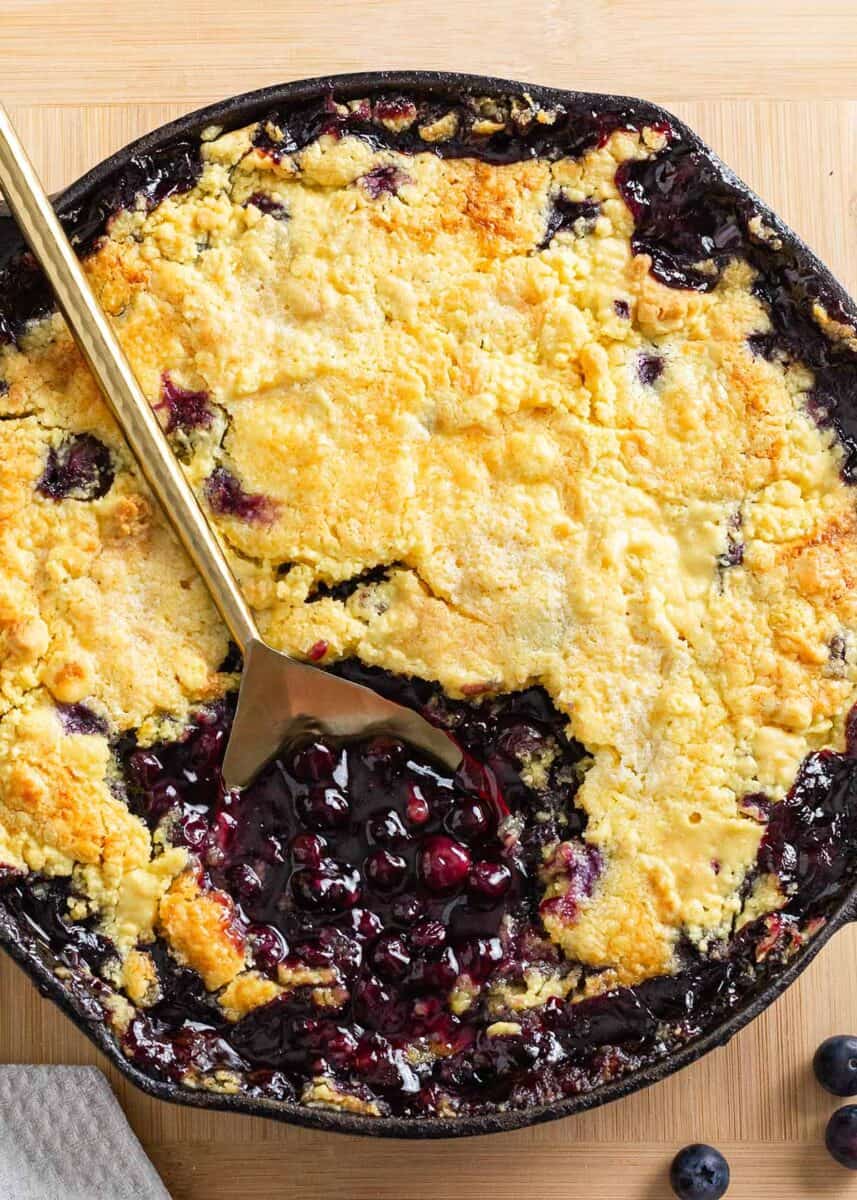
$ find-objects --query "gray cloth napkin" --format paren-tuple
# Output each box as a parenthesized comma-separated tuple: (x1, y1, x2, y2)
(0, 1066, 171, 1200)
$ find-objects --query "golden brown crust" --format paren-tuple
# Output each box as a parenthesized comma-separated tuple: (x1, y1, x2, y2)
(1, 120, 855, 1001)
(157, 871, 245, 990)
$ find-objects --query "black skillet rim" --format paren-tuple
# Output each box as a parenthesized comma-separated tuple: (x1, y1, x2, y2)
(1, 70, 856, 1140)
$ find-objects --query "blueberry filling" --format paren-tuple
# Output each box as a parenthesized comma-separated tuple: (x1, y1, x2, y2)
(218, 642, 244, 674)
(307, 564, 397, 604)
(36, 433, 114, 501)
(539, 195, 600, 249)
(616, 147, 747, 292)
(5, 661, 857, 1117)
(759, 746, 857, 909)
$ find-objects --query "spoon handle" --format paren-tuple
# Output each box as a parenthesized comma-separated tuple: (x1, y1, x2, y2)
(0, 105, 258, 654)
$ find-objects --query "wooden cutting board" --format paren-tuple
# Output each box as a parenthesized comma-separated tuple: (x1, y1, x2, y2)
(3, 3, 857, 1196)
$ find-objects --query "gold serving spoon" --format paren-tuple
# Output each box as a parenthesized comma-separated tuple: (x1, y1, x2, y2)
(0, 106, 461, 788)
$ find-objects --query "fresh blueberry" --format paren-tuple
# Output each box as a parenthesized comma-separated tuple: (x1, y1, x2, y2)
(669, 1144, 730, 1199)
(826, 1106, 857, 1170)
(814, 1037, 857, 1096)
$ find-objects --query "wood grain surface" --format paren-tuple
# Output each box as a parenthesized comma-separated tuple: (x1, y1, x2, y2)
(2, 4, 857, 1196)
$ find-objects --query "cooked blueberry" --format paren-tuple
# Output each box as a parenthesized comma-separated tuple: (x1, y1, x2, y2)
(352, 1032, 418, 1088)
(248, 924, 288, 972)
(418, 835, 472, 894)
(290, 832, 326, 868)
(143, 780, 181, 823)
(37, 434, 114, 500)
(368, 807, 410, 845)
(155, 374, 212, 434)
(637, 353, 664, 386)
(669, 1144, 730, 1199)
(324, 1028, 357, 1067)
(815, 1037, 857, 1097)
(229, 863, 264, 900)
(614, 299, 630, 318)
(445, 799, 492, 842)
(360, 164, 410, 199)
(363, 736, 405, 774)
(372, 933, 411, 980)
(291, 865, 361, 913)
(496, 722, 545, 764)
(291, 741, 336, 781)
(826, 1106, 857, 1170)
(414, 944, 459, 990)
(344, 908, 384, 941)
(406, 784, 430, 825)
(391, 893, 424, 926)
(364, 849, 408, 892)
(297, 786, 350, 830)
(410, 919, 446, 953)
(352, 977, 407, 1035)
(56, 703, 108, 736)
(244, 192, 289, 220)
(175, 813, 208, 851)
(127, 749, 163, 788)
(457, 936, 503, 980)
(204, 466, 277, 523)
(468, 859, 512, 899)
(374, 97, 417, 126)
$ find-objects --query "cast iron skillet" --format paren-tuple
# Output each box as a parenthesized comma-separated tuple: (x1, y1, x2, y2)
(1, 71, 857, 1139)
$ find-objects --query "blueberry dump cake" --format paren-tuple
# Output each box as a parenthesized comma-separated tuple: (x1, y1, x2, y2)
(1, 84, 857, 1124)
